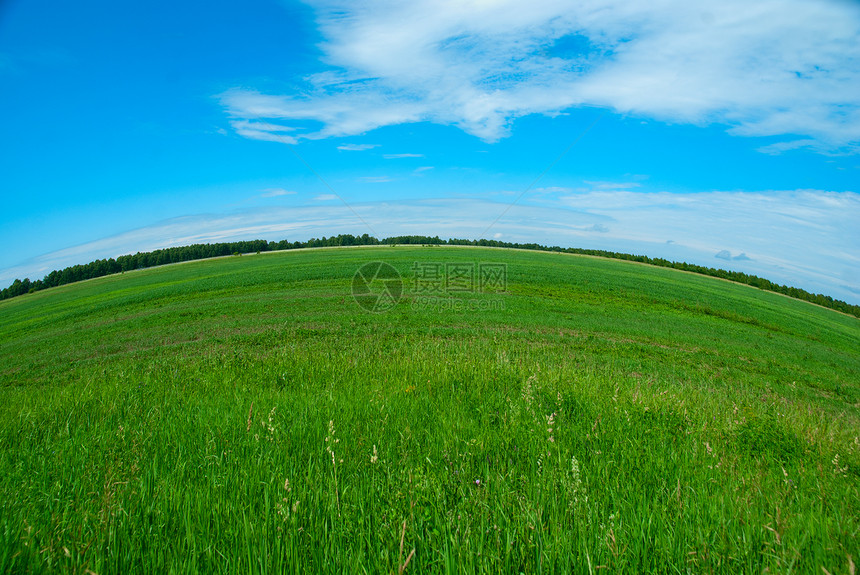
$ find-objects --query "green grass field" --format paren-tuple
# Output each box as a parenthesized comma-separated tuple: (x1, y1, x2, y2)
(0, 246, 857, 573)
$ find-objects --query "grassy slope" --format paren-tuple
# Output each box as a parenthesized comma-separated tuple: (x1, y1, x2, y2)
(0, 246, 857, 573)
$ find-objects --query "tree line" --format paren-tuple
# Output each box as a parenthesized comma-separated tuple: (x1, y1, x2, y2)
(2, 234, 858, 317)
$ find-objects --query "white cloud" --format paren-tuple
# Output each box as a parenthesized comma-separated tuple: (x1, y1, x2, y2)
(4, 191, 857, 304)
(383, 153, 424, 159)
(260, 188, 296, 198)
(533, 186, 574, 194)
(358, 176, 392, 183)
(757, 139, 820, 156)
(337, 143, 378, 151)
(583, 181, 641, 191)
(220, 0, 860, 151)
(550, 188, 860, 292)
(229, 119, 297, 143)
(314, 194, 338, 201)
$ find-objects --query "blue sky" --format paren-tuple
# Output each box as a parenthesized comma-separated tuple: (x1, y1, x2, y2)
(1, 0, 859, 303)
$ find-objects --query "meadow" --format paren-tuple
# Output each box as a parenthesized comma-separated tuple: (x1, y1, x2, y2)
(0, 246, 857, 573)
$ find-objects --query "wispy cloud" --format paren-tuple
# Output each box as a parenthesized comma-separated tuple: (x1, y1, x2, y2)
(229, 119, 297, 143)
(358, 176, 392, 183)
(337, 143, 378, 151)
(757, 139, 820, 156)
(716, 250, 752, 261)
(4, 191, 857, 304)
(551, 189, 860, 290)
(220, 0, 860, 152)
(533, 186, 574, 194)
(583, 181, 642, 191)
(413, 166, 434, 174)
(314, 194, 338, 201)
(383, 153, 424, 159)
(260, 188, 296, 198)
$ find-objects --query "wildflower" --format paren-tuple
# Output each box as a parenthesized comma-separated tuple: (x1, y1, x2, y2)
(546, 412, 556, 443)
(370, 444, 378, 464)
(569, 456, 586, 506)
(325, 420, 337, 466)
(325, 419, 341, 510)
(258, 406, 277, 441)
(832, 453, 848, 475)
(781, 466, 796, 488)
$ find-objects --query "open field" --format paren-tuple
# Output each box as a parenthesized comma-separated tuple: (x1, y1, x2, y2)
(0, 246, 857, 573)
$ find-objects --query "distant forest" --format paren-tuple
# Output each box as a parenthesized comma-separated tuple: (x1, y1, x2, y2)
(3, 234, 859, 318)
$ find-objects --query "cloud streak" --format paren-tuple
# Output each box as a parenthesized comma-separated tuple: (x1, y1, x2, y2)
(260, 188, 296, 198)
(337, 143, 378, 151)
(3, 190, 857, 304)
(220, 0, 860, 151)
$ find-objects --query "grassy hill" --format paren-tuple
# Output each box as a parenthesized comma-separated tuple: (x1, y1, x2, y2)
(0, 246, 857, 573)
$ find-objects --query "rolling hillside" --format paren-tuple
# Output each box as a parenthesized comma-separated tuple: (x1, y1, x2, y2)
(0, 246, 857, 573)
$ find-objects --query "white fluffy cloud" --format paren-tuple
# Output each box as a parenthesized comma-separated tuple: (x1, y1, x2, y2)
(220, 0, 860, 150)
